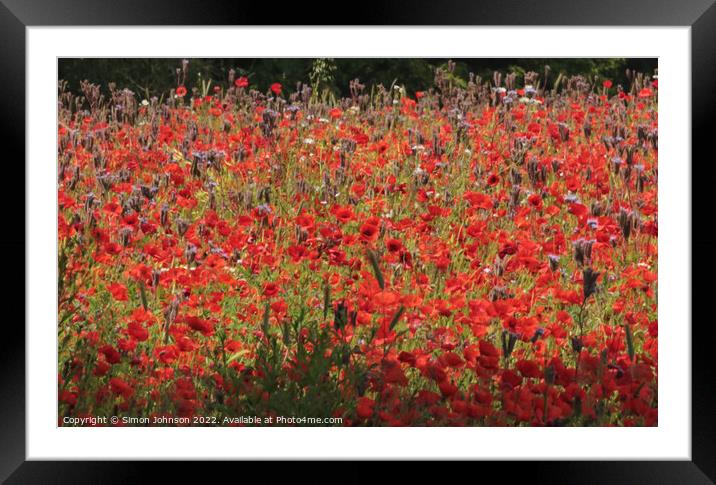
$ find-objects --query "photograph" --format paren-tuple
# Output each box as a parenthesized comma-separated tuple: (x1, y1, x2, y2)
(4, 3, 711, 478)
(56, 57, 659, 427)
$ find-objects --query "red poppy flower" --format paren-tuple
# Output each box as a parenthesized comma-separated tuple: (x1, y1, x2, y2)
(263, 282, 280, 297)
(359, 222, 379, 242)
(439, 380, 458, 397)
(516, 359, 541, 379)
(176, 86, 187, 97)
(110, 377, 134, 398)
(270, 83, 282, 95)
(235, 76, 249, 88)
(184, 316, 214, 336)
(127, 321, 149, 342)
(107, 282, 128, 301)
(99, 344, 121, 365)
(356, 397, 375, 419)
(464, 191, 493, 210)
(386, 238, 403, 253)
(398, 351, 417, 366)
(332, 205, 354, 223)
(155, 345, 179, 365)
(498, 242, 518, 259)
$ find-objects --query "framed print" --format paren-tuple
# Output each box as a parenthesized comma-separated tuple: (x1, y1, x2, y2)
(3, 0, 715, 482)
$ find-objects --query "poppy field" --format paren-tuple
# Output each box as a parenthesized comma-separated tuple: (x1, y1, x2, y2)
(58, 60, 658, 427)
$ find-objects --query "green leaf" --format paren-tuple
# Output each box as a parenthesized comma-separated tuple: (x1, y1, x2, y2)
(366, 249, 385, 290)
(389, 306, 405, 331)
(226, 349, 249, 365)
(323, 280, 331, 320)
(333, 302, 348, 330)
(262, 303, 271, 338)
(138, 282, 148, 311)
(624, 324, 635, 362)
(282, 320, 291, 347)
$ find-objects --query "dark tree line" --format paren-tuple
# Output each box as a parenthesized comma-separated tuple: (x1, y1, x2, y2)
(58, 58, 657, 99)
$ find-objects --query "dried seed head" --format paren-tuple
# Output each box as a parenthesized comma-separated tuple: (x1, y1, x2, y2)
(557, 123, 570, 142)
(573, 238, 594, 266)
(84, 192, 96, 215)
(530, 327, 545, 343)
(493, 256, 506, 279)
(141, 184, 158, 200)
(582, 267, 600, 303)
(176, 218, 189, 237)
(185, 243, 197, 265)
(118, 226, 133, 247)
(160, 204, 169, 227)
(583, 121, 592, 138)
(591, 200, 606, 217)
(151, 269, 161, 288)
(618, 208, 638, 241)
(548, 254, 560, 272)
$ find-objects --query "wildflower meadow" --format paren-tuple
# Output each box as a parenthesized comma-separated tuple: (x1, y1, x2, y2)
(58, 59, 658, 427)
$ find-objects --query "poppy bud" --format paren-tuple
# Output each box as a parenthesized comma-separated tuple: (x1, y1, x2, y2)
(501, 330, 518, 362)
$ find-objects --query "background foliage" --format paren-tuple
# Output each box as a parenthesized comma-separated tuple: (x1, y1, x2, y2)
(59, 58, 657, 98)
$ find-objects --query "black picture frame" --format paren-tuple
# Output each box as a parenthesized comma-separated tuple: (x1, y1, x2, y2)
(2, 0, 714, 482)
